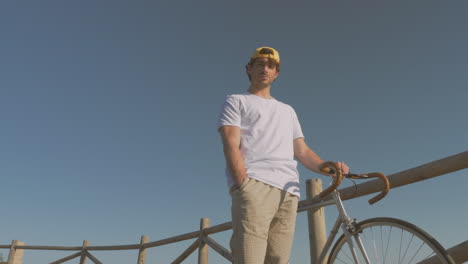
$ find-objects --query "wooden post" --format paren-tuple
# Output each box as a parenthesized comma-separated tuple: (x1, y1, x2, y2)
(306, 179, 327, 264)
(198, 218, 210, 264)
(137, 235, 148, 264)
(79, 240, 90, 264)
(6, 240, 17, 264)
(7, 240, 25, 264)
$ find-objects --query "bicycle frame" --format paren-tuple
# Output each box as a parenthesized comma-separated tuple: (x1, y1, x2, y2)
(302, 190, 372, 264)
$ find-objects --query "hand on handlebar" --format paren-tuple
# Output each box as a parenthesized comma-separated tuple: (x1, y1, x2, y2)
(317, 161, 390, 205)
(320, 161, 350, 177)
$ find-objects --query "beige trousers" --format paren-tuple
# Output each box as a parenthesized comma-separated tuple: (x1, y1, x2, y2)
(230, 177, 299, 264)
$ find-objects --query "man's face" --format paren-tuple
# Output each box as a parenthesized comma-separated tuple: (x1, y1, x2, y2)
(247, 57, 279, 85)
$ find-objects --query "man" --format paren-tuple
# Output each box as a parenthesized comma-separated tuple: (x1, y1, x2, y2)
(218, 47, 349, 264)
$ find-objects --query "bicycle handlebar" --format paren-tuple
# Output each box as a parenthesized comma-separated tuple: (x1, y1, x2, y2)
(318, 161, 345, 200)
(318, 161, 390, 205)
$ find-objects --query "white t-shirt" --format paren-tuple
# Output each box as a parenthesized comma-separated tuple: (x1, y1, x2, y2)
(217, 92, 304, 197)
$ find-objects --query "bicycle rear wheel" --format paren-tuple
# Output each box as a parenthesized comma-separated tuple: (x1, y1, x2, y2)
(328, 217, 454, 264)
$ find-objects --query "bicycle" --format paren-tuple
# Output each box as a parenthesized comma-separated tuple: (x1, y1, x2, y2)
(301, 161, 455, 264)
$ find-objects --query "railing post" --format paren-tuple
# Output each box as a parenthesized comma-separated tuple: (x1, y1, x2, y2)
(7, 240, 25, 264)
(79, 240, 90, 264)
(137, 235, 148, 264)
(198, 218, 210, 264)
(306, 179, 327, 264)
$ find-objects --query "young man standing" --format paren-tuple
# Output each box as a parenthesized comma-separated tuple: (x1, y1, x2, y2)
(218, 47, 349, 264)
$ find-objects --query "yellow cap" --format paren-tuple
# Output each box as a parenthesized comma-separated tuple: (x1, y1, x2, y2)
(251, 47, 280, 64)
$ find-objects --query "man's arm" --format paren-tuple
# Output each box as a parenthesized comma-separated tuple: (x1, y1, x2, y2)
(293, 138, 349, 176)
(219, 126, 247, 185)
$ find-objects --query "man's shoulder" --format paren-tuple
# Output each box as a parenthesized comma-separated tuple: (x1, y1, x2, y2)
(225, 93, 249, 100)
(222, 93, 252, 105)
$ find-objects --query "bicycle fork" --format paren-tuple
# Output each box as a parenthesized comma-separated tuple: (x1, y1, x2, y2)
(332, 191, 372, 264)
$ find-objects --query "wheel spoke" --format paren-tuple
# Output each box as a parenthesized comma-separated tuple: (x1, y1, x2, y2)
(370, 226, 380, 263)
(343, 244, 355, 263)
(406, 241, 424, 264)
(400, 234, 415, 264)
(399, 229, 403, 264)
(380, 225, 384, 263)
(384, 226, 392, 264)
(335, 256, 349, 264)
(328, 218, 451, 264)
(421, 250, 437, 261)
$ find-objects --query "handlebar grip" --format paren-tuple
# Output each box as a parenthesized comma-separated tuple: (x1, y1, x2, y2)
(316, 162, 391, 204)
(318, 161, 343, 199)
(347, 172, 390, 204)
(366, 172, 390, 205)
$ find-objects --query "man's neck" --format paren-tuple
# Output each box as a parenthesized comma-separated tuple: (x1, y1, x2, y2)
(248, 85, 273, 99)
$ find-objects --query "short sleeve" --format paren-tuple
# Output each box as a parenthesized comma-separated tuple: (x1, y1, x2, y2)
(217, 95, 241, 130)
(292, 108, 304, 139)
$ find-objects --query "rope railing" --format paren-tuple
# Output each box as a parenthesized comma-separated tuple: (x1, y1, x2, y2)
(2, 151, 467, 264)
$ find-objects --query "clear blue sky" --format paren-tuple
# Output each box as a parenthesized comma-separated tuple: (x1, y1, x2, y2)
(0, 1, 466, 263)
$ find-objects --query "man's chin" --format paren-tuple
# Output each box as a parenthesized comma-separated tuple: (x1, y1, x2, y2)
(256, 79, 271, 85)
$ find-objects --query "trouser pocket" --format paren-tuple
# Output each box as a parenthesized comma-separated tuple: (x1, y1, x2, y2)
(230, 177, 251, 194)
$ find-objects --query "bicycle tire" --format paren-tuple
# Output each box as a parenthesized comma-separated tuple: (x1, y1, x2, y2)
(327, 217, 455, 264)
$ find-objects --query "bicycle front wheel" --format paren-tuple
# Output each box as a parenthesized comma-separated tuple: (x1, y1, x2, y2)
(328, 217, 454, 264)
